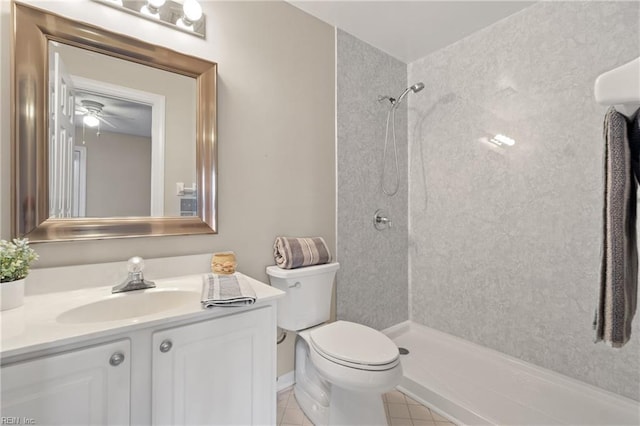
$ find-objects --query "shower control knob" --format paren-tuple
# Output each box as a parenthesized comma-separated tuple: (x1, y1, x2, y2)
(374, 209, 392, 230)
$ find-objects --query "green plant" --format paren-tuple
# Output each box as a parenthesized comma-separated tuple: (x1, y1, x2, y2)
(1, 238, 38, 283)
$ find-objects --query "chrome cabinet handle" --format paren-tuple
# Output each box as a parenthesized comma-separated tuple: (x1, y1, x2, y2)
(159, 339, 173, 353)
(109, 352, 125, 366)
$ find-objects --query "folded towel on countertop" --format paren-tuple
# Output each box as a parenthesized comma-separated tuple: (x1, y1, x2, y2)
(273, 236, 332, 269)
(201, 273, 256, 308)
(595, 107, 639, 347)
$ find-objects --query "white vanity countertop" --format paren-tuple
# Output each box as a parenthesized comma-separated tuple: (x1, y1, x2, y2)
(0, 273, 284, 360)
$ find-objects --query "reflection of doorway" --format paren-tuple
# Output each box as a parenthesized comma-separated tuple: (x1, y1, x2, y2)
(72, 146, 87, 217)
(71, 76, 166, 216)
(49, 49, 76, 218)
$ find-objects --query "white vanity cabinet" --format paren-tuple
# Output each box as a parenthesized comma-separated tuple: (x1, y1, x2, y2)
(1, 304, 278, 426)
(0, 339, 131, 425)
(152, 307, 273, 425)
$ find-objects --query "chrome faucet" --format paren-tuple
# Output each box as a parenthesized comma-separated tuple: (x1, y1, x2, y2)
(112, 256, 156, 294)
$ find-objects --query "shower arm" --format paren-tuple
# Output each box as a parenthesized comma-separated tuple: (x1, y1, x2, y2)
(377, 93, 405, 108)
(395, 87, 412, 105)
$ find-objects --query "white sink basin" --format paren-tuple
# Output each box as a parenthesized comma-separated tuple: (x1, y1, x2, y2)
(57, 289, 200, 324)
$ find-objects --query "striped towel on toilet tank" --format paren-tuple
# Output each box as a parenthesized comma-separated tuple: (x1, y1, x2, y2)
(273, 236, 332, 269)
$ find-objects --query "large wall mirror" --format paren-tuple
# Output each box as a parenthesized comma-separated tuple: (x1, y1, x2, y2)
(12, 2, 217, 242)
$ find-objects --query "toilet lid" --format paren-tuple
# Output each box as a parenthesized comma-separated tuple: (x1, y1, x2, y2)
(309, 321, 400, 369)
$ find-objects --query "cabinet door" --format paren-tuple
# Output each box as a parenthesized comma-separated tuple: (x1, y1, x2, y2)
(152, 307, 274, 425)
(1, 339, 130, 426)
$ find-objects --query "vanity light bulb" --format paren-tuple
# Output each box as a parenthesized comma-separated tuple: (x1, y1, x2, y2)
(83, 115, 100, 128)
(140, 0, 164, 18)
(183, 0, 203, 22)
(148, 0, 166, 9)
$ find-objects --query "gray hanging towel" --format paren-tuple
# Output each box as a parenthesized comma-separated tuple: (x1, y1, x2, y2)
(595, 107, 639, 347)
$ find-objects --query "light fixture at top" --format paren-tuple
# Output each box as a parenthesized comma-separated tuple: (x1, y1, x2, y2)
(93, 0, 206, 38)
(183, 0, 203, 22)
(176, 0, 203, 30)
(140, 0, 165, 19)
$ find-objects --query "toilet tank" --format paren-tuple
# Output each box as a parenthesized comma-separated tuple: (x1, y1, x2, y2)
(266, 262, 340, 331)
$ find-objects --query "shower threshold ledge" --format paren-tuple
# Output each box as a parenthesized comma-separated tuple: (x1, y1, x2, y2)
(383, 321, 639, 426)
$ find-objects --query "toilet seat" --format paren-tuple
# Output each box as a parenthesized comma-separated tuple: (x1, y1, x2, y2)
(309, 321, 400, 371)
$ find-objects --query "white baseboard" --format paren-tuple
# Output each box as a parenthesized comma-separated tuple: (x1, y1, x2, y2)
(277, 370, 295, 392)
(383, 321, 640, 425)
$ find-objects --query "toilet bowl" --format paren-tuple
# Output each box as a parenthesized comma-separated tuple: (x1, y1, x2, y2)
(266, 263, 402, 425)
(306, 321, 401, 392)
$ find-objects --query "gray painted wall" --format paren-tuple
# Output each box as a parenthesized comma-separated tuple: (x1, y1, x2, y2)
(79, 129, 152, 217)
(0, 0, 335, 378)
(408, 1, 640, 400)
(337, 30, 408, 330)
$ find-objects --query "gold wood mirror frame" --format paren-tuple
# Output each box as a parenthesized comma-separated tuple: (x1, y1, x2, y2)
(12, 2, 217, 242)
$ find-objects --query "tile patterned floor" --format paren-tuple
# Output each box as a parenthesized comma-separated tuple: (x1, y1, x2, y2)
(276, 387, 457, 426)
(383, 389, 457, 426)
(277, 386, 313, 425)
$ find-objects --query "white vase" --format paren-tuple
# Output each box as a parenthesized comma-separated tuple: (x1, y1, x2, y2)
(1, 278, 26, 311)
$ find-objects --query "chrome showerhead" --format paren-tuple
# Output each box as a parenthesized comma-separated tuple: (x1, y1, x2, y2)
(395, 82, 425, 105)
(377, 82, 425, 108)
(411, 82, 425, 93)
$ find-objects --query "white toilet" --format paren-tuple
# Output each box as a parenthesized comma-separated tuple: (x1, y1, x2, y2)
(267, 262, 402, 426)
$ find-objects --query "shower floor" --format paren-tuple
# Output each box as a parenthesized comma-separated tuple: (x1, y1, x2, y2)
(385, 321, 639, 425)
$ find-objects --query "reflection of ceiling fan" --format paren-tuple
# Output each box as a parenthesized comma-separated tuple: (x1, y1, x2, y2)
(76, 100, 116, 128)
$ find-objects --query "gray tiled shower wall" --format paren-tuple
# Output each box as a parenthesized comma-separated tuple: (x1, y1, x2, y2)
(336, 1, 640, 401)
(336, 30, 409, 330)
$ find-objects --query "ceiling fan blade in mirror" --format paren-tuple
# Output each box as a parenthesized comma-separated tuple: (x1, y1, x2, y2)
(101, 112, 135, 121)
(98, 116, 117, 128)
